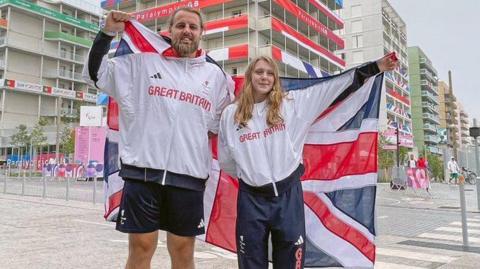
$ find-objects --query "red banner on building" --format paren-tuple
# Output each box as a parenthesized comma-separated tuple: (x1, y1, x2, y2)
(271, 17, 345, 67)
(274, 0, 344, 49)
(133, 0, 231, 23)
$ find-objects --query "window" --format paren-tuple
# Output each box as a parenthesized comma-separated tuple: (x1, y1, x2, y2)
(352, 35, 363, 48)
(232, 10, 242, 17)
(231, 67, 238, 75)
(351, 5, 362, 17)
(351, 20, 362, 33)
(352, 51, 364, 63)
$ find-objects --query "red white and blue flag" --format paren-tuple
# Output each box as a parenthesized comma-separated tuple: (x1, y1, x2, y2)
(103, 20, 383, 268)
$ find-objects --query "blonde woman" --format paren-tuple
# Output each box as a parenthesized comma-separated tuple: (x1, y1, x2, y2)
(218, 55, 397, 269)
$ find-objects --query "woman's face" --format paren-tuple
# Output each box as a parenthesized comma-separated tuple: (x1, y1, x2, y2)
(251, 60, 275, 102)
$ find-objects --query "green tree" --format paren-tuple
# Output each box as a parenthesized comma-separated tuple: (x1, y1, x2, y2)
(378, 133, 395, 181)
(30, 119, 48, 157)
(60, 126, 75, 156)
(427, 153, 444, 181)
(10, 124, 30, 158)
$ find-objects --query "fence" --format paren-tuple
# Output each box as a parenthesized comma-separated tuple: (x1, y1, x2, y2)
(1, 163, 103, 204)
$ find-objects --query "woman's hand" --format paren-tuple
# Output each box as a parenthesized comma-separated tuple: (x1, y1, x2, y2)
(377, 52, 399, 72)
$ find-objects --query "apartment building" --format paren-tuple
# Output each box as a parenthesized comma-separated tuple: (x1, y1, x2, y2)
(438, 78, 461, 157)
(341, 0, 412, 149)
(407, 46, 441, 155)
(101, 0, 345, 78)
(458, 103, 471, 147)
(0, 0, 102, 153)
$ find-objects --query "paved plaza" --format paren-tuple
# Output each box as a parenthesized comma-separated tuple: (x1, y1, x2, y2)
(2, 181, 480, 268)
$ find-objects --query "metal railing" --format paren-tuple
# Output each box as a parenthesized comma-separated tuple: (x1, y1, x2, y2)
(1, 163, 103, 204)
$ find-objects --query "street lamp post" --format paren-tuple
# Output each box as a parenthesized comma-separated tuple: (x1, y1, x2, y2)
(469, 119, 480, 210)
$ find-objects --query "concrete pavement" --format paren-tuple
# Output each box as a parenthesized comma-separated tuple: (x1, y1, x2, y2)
(2, 182, 480, 268)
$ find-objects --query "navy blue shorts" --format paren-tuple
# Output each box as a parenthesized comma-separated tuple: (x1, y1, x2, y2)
(116, 178, 205, 236)
(236, 165, 306, 269)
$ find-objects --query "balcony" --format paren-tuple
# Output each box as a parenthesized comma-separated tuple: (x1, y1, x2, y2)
(44, 69, 84, 82)
(421, 90, 439, 104)
(0, 58, 4, 69)
(423, 113, 440, 124)
(425, 134, 440, 144)
(421, 80, 438, 94)
(427, 146, 442, 155)
(419, 57, 436, 73)
(44, 31, 93, 48)
(420, 69, 437, 82)
(61, 108, 79, 118)
(423, 123, 437, 133)
(59, 50, 85, 63)
(422, 102, 436, 113)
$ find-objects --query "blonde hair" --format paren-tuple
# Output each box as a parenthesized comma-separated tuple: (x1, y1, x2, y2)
(235, 56, 285, 127)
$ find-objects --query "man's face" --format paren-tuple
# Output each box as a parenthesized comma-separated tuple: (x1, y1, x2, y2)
(169, 11, 202, 57)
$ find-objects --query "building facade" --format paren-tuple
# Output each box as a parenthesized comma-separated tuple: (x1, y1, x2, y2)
(0, 0, 102, 154)
(407, 46, 441, 155)
(341, 0, 413, 149)
(458, 103, 471, 147)
(101, 0, 345, 78)
(438, 77, 461, 157)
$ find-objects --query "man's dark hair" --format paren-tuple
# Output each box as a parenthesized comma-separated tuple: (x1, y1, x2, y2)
(168, 7, 204, 30)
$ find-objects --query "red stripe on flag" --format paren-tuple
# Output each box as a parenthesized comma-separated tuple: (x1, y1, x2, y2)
(104, 189, 123, 219)
(304, 191, 376, 262)
(228, 44, 248, 60)
(107, 97, 119, 131)
(124, 21, 158, 53)
(271, 46, 282, 61)
(205, 171, 238, 252)
(302, 132, 377, 180)
(210, 135, 218, 160)
(232, 76, 245, 96)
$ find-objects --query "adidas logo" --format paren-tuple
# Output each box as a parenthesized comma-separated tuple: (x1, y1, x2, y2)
(294, 235, 304, 246)
(197, 219, 205, 229)
(150, 72, 162, 79)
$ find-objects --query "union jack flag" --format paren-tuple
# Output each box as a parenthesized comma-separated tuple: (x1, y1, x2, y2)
(102, 20, 383, 268)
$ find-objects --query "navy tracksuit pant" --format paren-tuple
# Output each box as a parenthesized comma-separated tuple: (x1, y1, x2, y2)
(236, 165, 306, 269)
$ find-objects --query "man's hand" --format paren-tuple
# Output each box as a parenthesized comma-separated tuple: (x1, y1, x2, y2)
(103, 11, 131, 33)
(377, 52, 399, 72)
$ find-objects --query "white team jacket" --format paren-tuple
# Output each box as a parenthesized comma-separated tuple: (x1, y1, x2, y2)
(218, 63, 379, 193)
(83, 44, 233, 180)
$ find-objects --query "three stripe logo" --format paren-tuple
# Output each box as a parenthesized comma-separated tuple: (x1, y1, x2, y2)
(150, 72, 162, 79)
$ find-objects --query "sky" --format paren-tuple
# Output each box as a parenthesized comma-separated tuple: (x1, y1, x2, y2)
(389, 0, 480, 125)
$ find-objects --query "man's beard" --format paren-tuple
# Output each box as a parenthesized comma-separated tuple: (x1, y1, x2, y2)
(172, 37, 199, 57)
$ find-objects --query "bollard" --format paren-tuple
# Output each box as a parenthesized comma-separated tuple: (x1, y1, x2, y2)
(21, 168, 26, 196)
(66, 177, 70, 201)
(42, 175, 46, 198)
(93, 175, 97, 205)
(459, 178, 469, 248)
(3, 165, 6, 194)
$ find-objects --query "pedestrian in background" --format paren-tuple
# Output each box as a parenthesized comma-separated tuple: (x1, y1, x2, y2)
(447, 157, 460, 184)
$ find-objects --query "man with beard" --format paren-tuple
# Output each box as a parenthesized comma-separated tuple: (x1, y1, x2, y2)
(83, 8, 232, 269)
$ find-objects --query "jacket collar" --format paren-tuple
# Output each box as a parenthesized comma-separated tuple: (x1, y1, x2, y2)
(161, 46, 206, 64)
